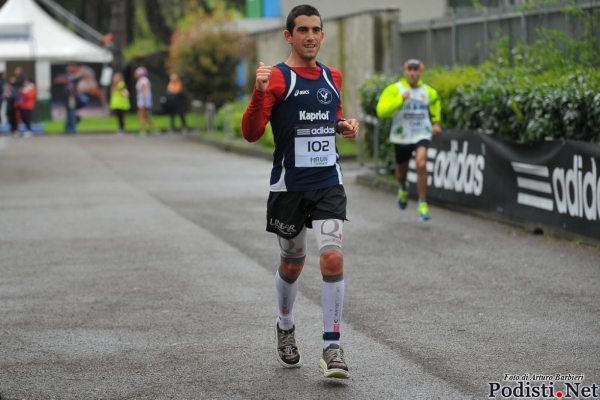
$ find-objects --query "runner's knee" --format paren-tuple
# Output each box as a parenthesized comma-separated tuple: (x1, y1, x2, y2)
(320, 250, 343, 276)
(280, 260, 305, 280)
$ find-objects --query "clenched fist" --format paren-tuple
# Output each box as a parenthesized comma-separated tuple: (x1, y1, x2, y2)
(255, 62, 272, 92)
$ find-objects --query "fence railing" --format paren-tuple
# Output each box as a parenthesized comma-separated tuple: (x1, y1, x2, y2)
(395, 1, 600, 69)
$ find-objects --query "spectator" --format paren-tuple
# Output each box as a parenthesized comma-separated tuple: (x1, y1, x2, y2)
(134, 66, 157, 137)
(19, 77, 36, 138)
(2, 77, 19, 135)
(65, 64, 105, 106)
(63, 77, 78, 134)
(13, 66, 28, 89)
(165, 73, 188, 134)
(0, 71, 7, 127)
(109, 72, 130, 134)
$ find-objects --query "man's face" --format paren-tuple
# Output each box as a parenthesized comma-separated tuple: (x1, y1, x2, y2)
(405, 66, 422, 86)
(287, 15, 323, 62)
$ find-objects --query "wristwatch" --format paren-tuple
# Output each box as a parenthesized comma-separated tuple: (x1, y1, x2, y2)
(335, 118, 347, 134)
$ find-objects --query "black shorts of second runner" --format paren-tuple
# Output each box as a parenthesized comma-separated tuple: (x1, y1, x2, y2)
(394, 139, 430, 164)
(266, 184, 347, 239)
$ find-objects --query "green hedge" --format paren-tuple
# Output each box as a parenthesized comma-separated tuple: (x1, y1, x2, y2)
(360, 65, 600, 168)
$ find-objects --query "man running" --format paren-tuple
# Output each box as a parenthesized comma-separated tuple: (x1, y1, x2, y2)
(242, 4, 359, 379)
(376, 59, 442, 220)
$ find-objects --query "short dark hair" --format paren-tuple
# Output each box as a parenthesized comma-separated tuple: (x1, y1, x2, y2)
(286, 4, 322, 35)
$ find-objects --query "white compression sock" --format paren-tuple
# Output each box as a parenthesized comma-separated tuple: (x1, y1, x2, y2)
(275, 268, 298, 331)
(322, 276, 345, 348)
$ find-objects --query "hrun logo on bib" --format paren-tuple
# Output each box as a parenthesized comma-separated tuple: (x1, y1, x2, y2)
(310, 156, 329, 166)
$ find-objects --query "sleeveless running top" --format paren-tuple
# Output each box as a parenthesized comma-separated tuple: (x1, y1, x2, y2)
(269, 62, 343, 192)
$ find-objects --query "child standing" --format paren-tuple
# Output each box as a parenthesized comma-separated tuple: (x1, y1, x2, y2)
(134, 67, 157, 136)
(19, 78, 36, 138)
(110, 73, 130, 134)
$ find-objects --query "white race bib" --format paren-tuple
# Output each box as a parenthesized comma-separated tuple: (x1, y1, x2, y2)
(294, 124, 337, 167)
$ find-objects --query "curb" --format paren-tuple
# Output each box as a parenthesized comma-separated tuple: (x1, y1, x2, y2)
(356, 172, 600, 248)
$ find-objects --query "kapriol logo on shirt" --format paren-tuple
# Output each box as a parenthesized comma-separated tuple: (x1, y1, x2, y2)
(298, 110, 331, 121)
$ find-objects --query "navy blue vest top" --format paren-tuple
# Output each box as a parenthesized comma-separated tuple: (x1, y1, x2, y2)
(268, 62, 343, 192)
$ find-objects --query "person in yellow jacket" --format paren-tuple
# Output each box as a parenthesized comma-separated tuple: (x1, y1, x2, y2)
(376, 59, 442, 221)
(109, 72, 131, 134)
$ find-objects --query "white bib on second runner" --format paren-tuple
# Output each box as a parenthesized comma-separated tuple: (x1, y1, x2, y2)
(294, 123, 337, 167)
(389, 83, 433, 145)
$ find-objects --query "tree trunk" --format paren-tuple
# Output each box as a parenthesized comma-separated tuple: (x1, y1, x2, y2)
(110, 0, 127, 73)
(81, 0, 100, 31)
(144, 0, 173, 44)
(126, 0, 135, 45)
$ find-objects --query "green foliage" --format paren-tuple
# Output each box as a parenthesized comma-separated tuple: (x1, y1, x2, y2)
(258, 124, 275, 148)
(359, 73, 395, 166)
(167, 2, 247, 109)
(361, 66, 600, 148)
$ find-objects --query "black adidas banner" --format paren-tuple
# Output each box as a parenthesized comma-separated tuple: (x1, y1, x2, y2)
(406, 130, 600, 239)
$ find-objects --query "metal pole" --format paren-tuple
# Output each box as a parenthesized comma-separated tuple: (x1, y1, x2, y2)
(358, 116, 364, 167)
(38, 0, 105, 44)
(452, 18, 458, 66)
(483, 15, 488, 62)
(427, 20, 433, 66)
(373, 117, 380, 174)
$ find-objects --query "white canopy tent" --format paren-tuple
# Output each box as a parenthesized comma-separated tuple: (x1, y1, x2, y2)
(0, 0, 112, 112)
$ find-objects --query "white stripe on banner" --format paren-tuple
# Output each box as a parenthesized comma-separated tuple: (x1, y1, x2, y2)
(0, 137, 7, 151)
(517, 193, 554, 211)
(407, 171, 432, 186)
(511, 162, 550, 177)
(408, 171, 417, 183)
(427, 148, 438, 158)
(408, 159, 434, 173)
(516, 177, 552, 194)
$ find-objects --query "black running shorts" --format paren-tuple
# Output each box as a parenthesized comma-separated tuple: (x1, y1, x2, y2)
(266, 184, 347, 239)
(394, 139, 430, 164)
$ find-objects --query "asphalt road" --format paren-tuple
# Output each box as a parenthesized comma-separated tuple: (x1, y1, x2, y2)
(1, 134, 598, 400)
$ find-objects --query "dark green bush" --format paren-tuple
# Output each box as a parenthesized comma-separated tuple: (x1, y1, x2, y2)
(360, 67, 600, 159)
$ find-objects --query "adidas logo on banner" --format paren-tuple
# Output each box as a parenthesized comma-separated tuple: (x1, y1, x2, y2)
(512, 155, 600, 221)
(408, 140, 485, 196)
(511, 162, 554, 211)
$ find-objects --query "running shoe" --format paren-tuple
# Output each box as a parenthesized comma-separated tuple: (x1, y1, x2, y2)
(397, 188, 408, 210)
(319, 344, 349, 379)
(418, 201, 430, 221)
(275, 319, 301, 368)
